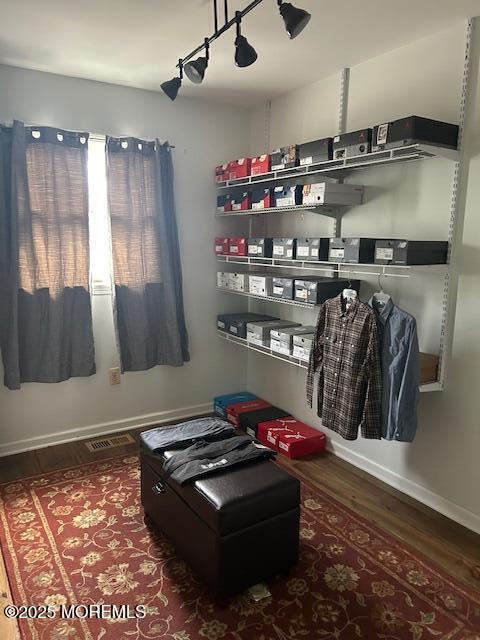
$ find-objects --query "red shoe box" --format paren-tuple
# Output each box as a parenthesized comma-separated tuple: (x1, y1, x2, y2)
(215, 163, 229, 183)
(257, 417, 300, 448)
(228, 237, 248, 257)
(227, 399, 271, 427)
(251, 154, 271, 176)
(231, 191, 251, 211)
(229, 158, 251, 180)
(214, 237, 230, 255)
(258, 417, 327, 458)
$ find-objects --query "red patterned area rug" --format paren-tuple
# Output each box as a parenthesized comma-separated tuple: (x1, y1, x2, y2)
(0, 454, 479, 640)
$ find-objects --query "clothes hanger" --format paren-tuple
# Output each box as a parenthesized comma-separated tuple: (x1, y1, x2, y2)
(372, 272, 392, 309)
(342, 271, 358, 308)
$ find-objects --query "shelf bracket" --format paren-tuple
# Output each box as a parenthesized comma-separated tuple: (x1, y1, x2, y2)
(437, 17, 478, 390)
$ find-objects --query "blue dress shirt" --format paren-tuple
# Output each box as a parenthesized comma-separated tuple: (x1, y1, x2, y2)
(368, 295, 420, 442)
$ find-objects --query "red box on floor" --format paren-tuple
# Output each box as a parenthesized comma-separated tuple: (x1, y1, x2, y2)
(214, 237, 230, 255)
(251, 154, 271, 176)
(227, 399, 270, 427)
(215, 163, 229, 183)
(257, 417, 299, 448)
(228, 237, 248, 257)
(228, 158, 251, 180)
(259, 418, 327, 458)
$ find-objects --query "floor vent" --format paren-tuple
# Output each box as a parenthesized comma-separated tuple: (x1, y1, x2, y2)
(84, 434, 135, 452)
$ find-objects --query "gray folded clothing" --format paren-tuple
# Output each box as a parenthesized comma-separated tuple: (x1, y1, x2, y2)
(163, 435, 276, 485)
(140, 417, 236, 453)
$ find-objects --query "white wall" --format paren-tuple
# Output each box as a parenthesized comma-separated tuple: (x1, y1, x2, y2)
(0, 65, 250, 453)
(246, 22, 480, 532)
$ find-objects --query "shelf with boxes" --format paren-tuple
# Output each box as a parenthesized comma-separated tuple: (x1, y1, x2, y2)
(216, 182, 364, 218)
(217, 330, 441, 394)
(215, 236, 450, 279)
(215, 117, 460, 189)
(216, 144, 459, 188)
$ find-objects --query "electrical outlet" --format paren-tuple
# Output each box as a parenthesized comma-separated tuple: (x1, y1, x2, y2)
(109, 367, 121, 385)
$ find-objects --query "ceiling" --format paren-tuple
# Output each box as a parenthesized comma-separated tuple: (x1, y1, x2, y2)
(0, 0, 478, 107)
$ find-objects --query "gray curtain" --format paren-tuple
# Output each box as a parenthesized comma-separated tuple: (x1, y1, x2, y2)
(106, 137, 189, 371)
(0, 121, 95, 390)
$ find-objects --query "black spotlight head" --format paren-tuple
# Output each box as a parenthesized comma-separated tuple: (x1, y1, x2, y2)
(279, 2, 311, 39)
(184, 56, 208, 84)
(160, 76, 182, 101)
(235, 35, 258, 68)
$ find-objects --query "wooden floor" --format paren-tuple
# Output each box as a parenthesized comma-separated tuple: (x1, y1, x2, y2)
(0, 421, 479, 637)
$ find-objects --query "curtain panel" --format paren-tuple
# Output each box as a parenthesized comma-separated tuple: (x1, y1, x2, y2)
(0, 121, 95, 389)
(106, 137, 189, 371)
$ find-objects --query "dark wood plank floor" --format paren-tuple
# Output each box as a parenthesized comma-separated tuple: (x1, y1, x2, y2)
(0, 420, 479, 595)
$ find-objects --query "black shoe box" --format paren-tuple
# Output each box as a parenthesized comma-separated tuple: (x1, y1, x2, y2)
(216, 194, 232, 213)
(271, 145, 299, 170)
(374, 240, 449, 265)
(294, 277, 361, 304)
(217, 313, 276, 334)
(273, 237, 297, 259)
(251, 187, 273, 210)
(271, 277, 295, 300)
(273, 185, 303, 207)
(248, 237, 274, 258)
(296, 237, 330, 261)
(240, 407, 291, 437)
(372, 116, 459, 152)
(333, 129, 372, 159)
(299, 138, 333, 166)
(329, 237, 378, 263)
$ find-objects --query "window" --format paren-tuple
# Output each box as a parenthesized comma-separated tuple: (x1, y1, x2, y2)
(87, 135, 112, 292)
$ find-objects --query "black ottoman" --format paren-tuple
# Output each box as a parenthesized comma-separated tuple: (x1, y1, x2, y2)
(140, 442, 300, 599)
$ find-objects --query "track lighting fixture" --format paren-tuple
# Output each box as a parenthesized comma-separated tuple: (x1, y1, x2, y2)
(160, 0, 312, 98)
(234, 12, 258, 68)
(161, 60, 183, 101)
(278, 1, 311, 39)
(185, 39, 210, 84)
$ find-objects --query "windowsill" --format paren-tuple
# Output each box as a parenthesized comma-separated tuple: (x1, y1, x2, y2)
(92, 282, 112, 296)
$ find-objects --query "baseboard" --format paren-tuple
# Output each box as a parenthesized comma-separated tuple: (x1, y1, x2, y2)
(0, 402, 213, 458)
(327, 440, 480, 535)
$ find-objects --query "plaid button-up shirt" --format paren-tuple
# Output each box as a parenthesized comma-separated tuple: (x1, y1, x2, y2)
(307, 295, 382, 440)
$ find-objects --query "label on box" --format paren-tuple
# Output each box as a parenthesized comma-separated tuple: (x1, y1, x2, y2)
(247, 335, 264, 346)
(230, 246, 239, 253)
(276, 197, 293, 207)
(296, 289, 308, 300)
(279, 441, 289, 452)
(297, 246, 309, 257)
(267, 433, 276, 444)
(311, 248, 319, 258)
(376, 248, 393, 260)
(271, 339, 290, 354)
(293, 345, 310, 361)
(333, 135, 340, 142)
(273, 286, 284, 295)
(218, 321, 225, 329)
(231, 326, 238, 334)
(300, 156, 312, 166)
(286, 249, 293, 258)
(215, 244, 222, 253)
(398, 241, 407, 248)
(273, 246, 284, 256)
(232, 203, 242, 211)
(330, 248, 344, 259)
(377, 124, 389, 145)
